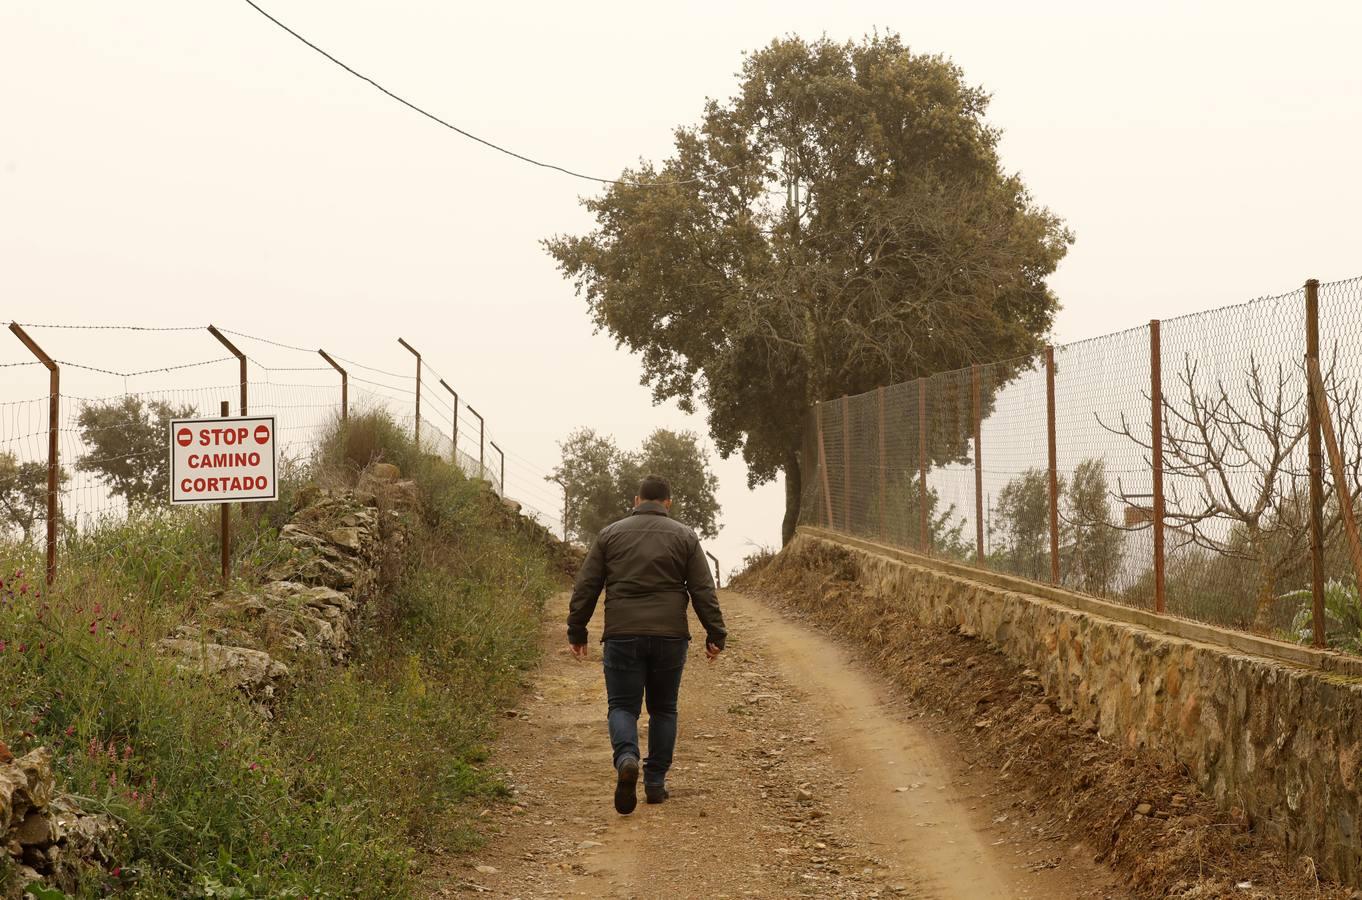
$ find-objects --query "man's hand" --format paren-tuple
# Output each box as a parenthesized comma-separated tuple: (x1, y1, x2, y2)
(705, 642, 722, 662)
(569, 642, 588, 660)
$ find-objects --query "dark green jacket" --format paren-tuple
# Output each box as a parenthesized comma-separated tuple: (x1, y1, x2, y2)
(567, 502, 727, 649)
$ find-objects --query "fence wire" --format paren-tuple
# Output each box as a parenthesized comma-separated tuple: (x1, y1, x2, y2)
(801, 276, 1362, 654)
(0, 326, 565, 583)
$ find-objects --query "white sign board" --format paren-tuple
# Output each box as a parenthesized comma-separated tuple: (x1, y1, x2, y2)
(169, 416, 278, 505)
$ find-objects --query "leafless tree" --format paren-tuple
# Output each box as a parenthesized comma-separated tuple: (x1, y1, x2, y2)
(1102, 352, 1362, 625)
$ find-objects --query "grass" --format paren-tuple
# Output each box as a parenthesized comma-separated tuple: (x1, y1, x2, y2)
(0, 413, 558, 898)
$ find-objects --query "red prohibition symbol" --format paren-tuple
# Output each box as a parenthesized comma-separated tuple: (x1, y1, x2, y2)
(176, 428, 193, 448)
(254, 424, 271, 445)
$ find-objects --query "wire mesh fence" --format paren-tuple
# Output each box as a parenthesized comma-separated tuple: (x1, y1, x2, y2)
(800, 276, 1362, 655)
(0, 323, 565, 585)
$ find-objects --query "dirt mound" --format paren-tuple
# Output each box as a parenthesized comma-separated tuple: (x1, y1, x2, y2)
(736, 543, 1355, 900)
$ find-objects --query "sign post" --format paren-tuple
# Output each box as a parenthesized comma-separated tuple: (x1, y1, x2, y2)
(170, 411, 279, 584)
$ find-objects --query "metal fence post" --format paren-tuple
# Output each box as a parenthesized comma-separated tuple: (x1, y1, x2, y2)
(398, 338, 420, 449)
(1150, 321, 1167, 613)
(490, 440, 505, 496)
(8, 323, 59, 586)
(1046, 347, 1060, 584)
(841, 394, 851, 532)
(439, 379, 459, 466)
(877, 385, 886, 541)
(207, 325, 247, 415)
(705, 550, 721, 588)
(220, 400, 231, 585)
(467, 405, 486, 481)
(816, 401, 835, 528)
(972, 364, 984, 564)
(1306, 278, 1327, 648)
(918, 378, 929, 555)
(318, 349, 347, 422)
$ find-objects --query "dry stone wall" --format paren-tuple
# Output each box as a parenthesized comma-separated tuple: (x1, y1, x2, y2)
(790, 527, 1362, 887)
(0, 745, 117, 889)
(157, 465, 411, 713)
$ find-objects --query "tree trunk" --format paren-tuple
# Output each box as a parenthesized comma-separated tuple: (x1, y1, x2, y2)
(782, 449, 802, 546)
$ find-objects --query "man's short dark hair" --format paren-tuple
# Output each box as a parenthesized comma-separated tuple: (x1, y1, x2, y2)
(639, 474, 671, 502)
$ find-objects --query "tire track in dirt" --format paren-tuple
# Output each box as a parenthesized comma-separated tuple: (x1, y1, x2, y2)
(425, 591, 1128, 899)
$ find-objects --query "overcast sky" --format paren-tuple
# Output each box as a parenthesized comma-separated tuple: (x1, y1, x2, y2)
(3, 0, 1360, 570)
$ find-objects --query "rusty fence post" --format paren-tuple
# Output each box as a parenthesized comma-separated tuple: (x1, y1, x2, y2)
(489, 440, 505, 496)
(398, 338, 421, 450)
(841, 394, 851, 532)
(1306, 279, 1327, 648)
(8, 323, 59, 586)
(1150, 321, 1167, 613)
(318, 349, 347, 422)
(877, 385, 887, 541)
(972, 364, 984, 565)
(1307, 357, 1362, 604)
(439, 379, 459, 466)
(1045, 347, 1060, 584)
(207, 325, 247, 415)
(816, 401, 835, 528)
(706, 550, 721, 588)
(220, 399, 231, 584)
(467, 405, 486, 481)
(918, 379, 929, 555)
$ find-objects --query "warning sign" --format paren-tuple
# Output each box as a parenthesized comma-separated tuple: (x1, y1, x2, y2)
(169, 416, 278, 505)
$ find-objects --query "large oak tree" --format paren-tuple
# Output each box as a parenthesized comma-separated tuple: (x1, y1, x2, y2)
(546, 34, 1071, 543)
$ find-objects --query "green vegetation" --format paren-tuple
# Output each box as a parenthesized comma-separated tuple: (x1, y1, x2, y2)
(0, 452, 67, 541)
(75, 397, 197, 506)
(547, 33, 1071, 543)
(550, 426, 721, 543)
(0, 412, 556, 897)
(991, 459, 1122, 592)
(1285, 579, 1362, 651)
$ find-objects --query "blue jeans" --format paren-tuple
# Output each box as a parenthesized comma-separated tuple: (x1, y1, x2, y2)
(602, 636, 688, 786)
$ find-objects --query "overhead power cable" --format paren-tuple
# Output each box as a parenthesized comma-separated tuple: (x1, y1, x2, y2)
(238, 0, 726, 188)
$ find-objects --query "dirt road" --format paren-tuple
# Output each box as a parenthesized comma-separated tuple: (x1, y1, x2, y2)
(426, 591, 1127, 899)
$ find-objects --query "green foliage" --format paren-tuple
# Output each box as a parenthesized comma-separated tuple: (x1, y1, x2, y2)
(990, 460, 1122, 591)
(994, 469, 1056, 581)
(1063, 459, 1123, 595)
(0, 451, 65, 541)
(76, 397, 196, 506)
(619, 429, 721, 538)
(546, 34, 1070, 541)
(550, 426, 721, 543)
(1285, 579, 1362, 652)
(548, 428, 627, 544)
(0, 410, 556, 897)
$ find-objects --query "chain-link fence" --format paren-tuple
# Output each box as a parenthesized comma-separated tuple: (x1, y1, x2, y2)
(0, 323, 566, 585)
(801, 276, 1362, 654)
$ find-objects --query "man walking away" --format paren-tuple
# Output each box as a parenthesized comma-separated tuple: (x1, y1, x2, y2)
(567, 474, 727, 815)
